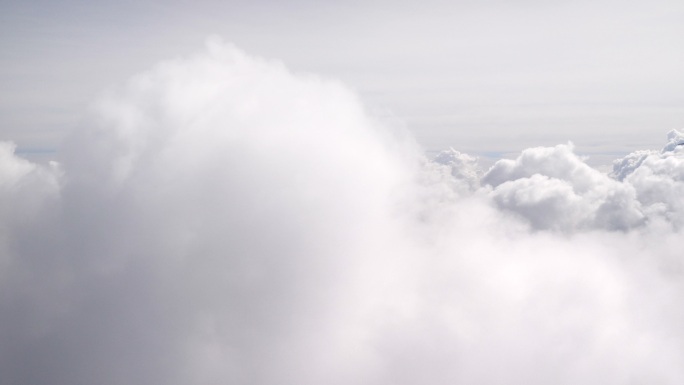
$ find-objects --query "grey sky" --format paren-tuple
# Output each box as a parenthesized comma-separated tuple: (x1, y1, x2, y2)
(2, 0, 683, 163)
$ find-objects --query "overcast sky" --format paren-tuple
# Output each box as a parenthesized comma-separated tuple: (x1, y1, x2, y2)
(2, 0, 683, 163)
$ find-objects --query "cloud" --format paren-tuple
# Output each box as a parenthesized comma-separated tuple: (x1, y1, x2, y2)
(481, 143, 645, 231)
(612, 130, 684, 229)
(1, 39, 683, 384)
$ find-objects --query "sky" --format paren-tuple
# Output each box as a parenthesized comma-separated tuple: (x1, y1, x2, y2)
(1, 0, 683, 163)
(2, 2, 684, 384)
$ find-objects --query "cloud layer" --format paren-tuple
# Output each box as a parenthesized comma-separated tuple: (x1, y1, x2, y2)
(1, 40, 683, 385)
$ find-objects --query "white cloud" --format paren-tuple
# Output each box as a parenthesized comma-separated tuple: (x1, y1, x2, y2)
(481, 143, 646, 231)
(611, 129, 684, 229)
(1, 40, 683, 384)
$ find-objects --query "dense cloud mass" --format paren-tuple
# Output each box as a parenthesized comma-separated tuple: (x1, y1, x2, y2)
(1, 39, 683, 384)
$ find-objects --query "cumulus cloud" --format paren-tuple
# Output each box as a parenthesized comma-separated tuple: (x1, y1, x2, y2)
(1, 39, 683, 385)
(481, 143, 646, 231)
(610, 129, 684, 229)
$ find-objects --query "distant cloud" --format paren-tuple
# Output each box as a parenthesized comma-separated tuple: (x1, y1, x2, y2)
(1, 40, 683, 385)
(480, 143, 645, 231)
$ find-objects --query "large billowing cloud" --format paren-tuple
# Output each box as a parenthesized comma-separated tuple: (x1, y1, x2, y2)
(1, 39, 683, 384)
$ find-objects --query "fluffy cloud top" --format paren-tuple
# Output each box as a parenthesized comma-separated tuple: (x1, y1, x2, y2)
(1, 40, 683, 385)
